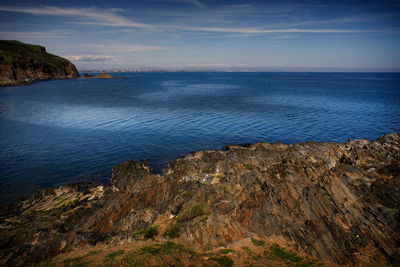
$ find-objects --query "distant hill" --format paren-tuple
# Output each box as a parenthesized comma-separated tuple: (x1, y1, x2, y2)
(0, 40, 79, 86)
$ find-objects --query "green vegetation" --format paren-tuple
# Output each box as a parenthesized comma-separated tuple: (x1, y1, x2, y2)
(0, 40, 73, 70)
(252, 254, 262, 260)
(56, 195, 80, 209)
(199, 215, 208, 223)
(177, 203, 206, 223)
(144, 226, 159, 239)
(103, 250, 125, 265)
(164, 223, 181, 238)
(251, 238, 265, 247)
(269, 244, 302, 263)
(132, 226, 159, 239)
(139, 241, 187, 255)
(241, 246, 251, 253)
(84, 251, 99, 257)
(245, 164, 254, 170)
(388, 208, 399, 217)
(62, 256, 92, 267)
(212, 255, 234, 267)
(105, 233, 113, 242)
(123, 241, 190, 266)
(106, 250, 125, 259)
(219, 249, 234, 254)
(132, 229, 145, 238)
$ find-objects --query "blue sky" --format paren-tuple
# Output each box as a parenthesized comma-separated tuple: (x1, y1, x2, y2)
(1, 0, 399, 71)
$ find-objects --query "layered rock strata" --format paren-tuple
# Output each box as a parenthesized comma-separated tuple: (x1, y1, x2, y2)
(0, 134, 399, 266)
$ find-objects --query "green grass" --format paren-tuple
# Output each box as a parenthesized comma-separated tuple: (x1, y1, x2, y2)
(252, 254, 262, 260)
(123, 242, 189, 267)
(251, 238, 265, 247)
(269, 244, 302, 263)
(144, 226, 159, 239)
(132, 229, 145, 238)
(245, 164, 254, 170)
(62, 256, 92, 267)
(164, 223, 181, 238)
(241, 246, 251, 253)
(388, 208, 399, 217)
(84, 251, 99, 257)
(105, 249, 125, 260)
(212, 255, 234, 267)
(177, 203, 206, 223)
(199, 216, 208, 223)
(0, 40, 74, 70)
(139, 241, 188, 256)
(219, 249, 234, 254)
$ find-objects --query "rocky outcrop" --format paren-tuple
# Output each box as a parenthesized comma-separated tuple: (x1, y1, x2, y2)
(0, 40, 79, 86)
(82, 71, 123, 79)
(0, 134, 399, 266)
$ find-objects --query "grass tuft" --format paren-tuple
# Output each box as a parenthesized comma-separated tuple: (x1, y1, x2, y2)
(177, 203, 206, 223)
(269, 244, 302, 262)
(144, 226, 159, 239)
(164, 223, 181, 238)
(106, 249, 124, 260)
(212, 255, 234, 267)
(251, 238, 265, 247)
(219, 249, 234, 254)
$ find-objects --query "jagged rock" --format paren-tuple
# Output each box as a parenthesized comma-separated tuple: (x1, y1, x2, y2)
(0, 134, 399, 266)
(0, 40, 79, 86)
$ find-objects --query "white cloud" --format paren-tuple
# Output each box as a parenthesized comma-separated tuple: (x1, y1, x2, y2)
(78, 44, 169, 52)
(179, 26, 372, 34)
(0, 5, 152, 29)
(0, 30, 70, 39)
(157, 0, 204, 7)
(0, 4, 388, 36)
(65, 55, 114, 62)
(271, 35, 296, 39)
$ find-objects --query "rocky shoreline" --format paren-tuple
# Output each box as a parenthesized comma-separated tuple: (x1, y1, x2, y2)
(0, 134, 399, 266)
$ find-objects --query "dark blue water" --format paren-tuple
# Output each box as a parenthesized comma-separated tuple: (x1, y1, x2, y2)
(1, 72, 399, 205)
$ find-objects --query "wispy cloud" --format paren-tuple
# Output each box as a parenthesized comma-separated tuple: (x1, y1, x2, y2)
(0, 5, 152, 29)
(65, 55, 114, 62)
(179, 26, 374, 34)
(78, 44, 169, 52)
(157, 0, 204, 8)
(0, 30, 70, 39)
(0, 4, 390, 36)
(271, 35, 296, 39)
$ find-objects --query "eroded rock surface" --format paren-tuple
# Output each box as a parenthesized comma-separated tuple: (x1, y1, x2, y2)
(0, 134, 399, 266)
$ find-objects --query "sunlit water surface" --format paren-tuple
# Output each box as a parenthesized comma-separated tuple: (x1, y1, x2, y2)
(1, 72, 399, 205)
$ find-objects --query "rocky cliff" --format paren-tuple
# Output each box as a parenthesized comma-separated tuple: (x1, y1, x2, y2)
(0, 134, 399, 266)
(0, 40, 79, 86)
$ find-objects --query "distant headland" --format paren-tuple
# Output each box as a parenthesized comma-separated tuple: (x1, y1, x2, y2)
(0, 40, 79, 86)
(82, 71, 125, 79)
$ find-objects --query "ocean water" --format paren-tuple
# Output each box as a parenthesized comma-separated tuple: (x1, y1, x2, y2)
(0, 72, 399, 205)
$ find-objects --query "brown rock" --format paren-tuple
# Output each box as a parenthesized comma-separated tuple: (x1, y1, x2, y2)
(0, 134, 399, 266)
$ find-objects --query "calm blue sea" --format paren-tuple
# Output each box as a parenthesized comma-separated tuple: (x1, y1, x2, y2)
(1, 72, 399, 205)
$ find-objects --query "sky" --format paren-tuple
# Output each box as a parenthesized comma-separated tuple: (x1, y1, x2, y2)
(0, 0, 399, 71)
